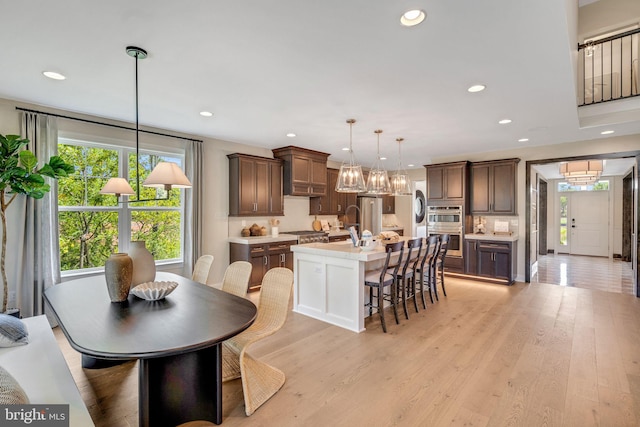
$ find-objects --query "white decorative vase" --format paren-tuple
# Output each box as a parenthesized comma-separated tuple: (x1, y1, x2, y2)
(128, 241, 156, 286)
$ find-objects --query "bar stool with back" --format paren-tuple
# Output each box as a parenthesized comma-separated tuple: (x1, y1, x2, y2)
(364, 242, 404, 333)
(392, 238, 423, 319)
(434, 233, 450, 300)
(416, 234, 440, 308)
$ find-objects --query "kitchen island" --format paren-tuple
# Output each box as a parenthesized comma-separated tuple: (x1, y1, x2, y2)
(291, 240, 402, 333)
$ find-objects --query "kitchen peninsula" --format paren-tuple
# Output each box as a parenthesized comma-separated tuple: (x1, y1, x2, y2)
(291, 240, 401, 333)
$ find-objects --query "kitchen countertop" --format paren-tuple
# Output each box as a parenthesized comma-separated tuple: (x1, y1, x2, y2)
(465, 233, 519, 242)
(228, 234, 298, 244)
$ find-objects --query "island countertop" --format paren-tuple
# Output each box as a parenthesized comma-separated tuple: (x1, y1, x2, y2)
(291, 241, 390, 261)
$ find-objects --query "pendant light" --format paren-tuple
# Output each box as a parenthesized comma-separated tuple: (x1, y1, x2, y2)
(390, 137, 412, 195)
(335, 119, 366, 193)
(366, 129, 391, 194)
(100, 46, 192, 202)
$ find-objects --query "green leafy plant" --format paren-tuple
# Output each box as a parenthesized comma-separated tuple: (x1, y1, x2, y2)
(0, 134, 74, 312)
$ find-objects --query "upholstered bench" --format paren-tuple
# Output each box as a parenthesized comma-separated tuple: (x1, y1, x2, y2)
(0, 315, 94, 426)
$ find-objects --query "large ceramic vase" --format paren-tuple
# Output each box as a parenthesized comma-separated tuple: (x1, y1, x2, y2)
(129, 241, 156, 286)
(104, 253, 133, 302)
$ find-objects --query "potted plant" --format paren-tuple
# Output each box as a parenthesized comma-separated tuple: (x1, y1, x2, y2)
(0, 134, 74, 315)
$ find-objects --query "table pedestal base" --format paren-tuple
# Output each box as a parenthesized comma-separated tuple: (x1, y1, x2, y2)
(138, 344, 222, 427)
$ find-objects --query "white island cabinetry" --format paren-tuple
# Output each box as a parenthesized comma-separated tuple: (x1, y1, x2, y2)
(290, 241, 394, 333)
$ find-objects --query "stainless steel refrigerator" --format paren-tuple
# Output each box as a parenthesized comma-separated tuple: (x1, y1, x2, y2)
(358, 196, 383, 236)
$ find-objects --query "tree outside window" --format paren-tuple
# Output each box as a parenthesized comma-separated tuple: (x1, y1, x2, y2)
(58, 141, 184, 273)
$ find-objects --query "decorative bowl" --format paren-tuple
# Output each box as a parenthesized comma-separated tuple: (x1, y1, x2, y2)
(131, 281, 179, 301)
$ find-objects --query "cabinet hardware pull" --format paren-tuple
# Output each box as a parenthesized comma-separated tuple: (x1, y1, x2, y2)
(264, 256, 268, 266)
(319, 204, 322, 211)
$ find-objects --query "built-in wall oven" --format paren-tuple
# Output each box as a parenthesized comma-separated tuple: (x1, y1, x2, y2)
(427, 206, 463, 257)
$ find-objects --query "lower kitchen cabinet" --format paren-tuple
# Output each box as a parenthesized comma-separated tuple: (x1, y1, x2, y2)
(230, 240, 296, 291)
(464, 239, 516, 284)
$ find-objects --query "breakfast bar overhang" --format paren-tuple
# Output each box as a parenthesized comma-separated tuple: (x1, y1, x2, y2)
(291, 241, 393, 333)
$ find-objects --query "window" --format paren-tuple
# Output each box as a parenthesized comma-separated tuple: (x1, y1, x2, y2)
(557, 180, 610, 192)
(58, 139, 185, 274)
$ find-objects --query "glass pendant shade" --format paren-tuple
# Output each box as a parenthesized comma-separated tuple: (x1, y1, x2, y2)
(391, 137, 412, 195)
(336, 119, 367, 193)
(366, 130, 391, 195)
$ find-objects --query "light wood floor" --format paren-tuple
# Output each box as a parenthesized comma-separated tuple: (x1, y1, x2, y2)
(534, 253, 634, 295)
(54, 277, 640, 426)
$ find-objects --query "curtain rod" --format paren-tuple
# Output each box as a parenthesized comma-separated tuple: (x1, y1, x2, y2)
(15, 106, 203, 143)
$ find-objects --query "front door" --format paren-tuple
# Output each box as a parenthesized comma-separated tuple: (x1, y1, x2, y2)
(569, 191, 609, 257)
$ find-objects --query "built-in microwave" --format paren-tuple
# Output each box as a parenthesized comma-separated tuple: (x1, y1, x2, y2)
(427, 206, 462, 225)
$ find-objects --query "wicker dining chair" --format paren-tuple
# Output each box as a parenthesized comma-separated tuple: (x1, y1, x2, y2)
(192, 255, 214, 284)
(222, 267, 294, 416)
(221, 261, 252, 297)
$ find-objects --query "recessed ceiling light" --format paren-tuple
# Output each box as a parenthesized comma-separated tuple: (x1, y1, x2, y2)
(518, 138, 529, 142)
(498, 119, 512, 124)
(467, 84, 486, 93)
(407, 164, 415, 167)
(342, 147, 351, 151)
(380, 157, 387, 161)
(199, 111, 213, 117)
(600, 130, 614, 135)
(400, 9, 426, 27)
(43, 71, 65, 80)
(286, 133, 296, 138)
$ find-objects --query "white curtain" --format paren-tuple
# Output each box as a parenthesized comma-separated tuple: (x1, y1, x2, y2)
(19, 112, 61, 319)
(183, 140, 203, 276)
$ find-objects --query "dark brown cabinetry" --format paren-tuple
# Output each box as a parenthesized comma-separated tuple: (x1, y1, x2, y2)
(464, 239, 516, 284)
(230, 240, 296, 291)
(470, 159, 519, 215)
(424, 161, 469, 206)
(381, 194, 395, 214)
(272, 146, 329, 197)
(311, 168, 360, 215)
(328, 234, 351, 243)
(228, 153, 283, 216)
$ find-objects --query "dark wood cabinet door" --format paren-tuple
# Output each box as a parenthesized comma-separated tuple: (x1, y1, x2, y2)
(254, 159, 270, 214)
(249, 254, 267, 289)
(465, 240, 478, 274)
(269, 162, 284, 215)
(445, 165, 465, 201)
(493, 250, 511, 281)
(426, 167, 445, 201)
(238, 157, 258, 215)
(477, 248, 495, 278)
(283, 251, 294, 270)
(491, 162, 517, 214)
(381, 195, 395, 214)
(471, 164, 491, 214)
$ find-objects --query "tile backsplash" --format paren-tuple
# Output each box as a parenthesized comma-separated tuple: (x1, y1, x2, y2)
(472, 216, 518, 235)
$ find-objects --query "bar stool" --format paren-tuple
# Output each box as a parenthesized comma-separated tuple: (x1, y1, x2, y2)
(434, 234, 450, 300)
(392, 238, 422, 319)
(416, 235, 439, 308)
(364, 242, 404, 333)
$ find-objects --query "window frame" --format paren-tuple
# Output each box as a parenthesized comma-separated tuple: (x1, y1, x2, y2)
(58, 137, 186, 277)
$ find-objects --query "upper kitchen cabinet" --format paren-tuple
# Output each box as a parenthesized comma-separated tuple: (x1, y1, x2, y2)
(381, 194, 395, 214)
(424, 161, 469, 206)
(272, 146, 330, 197)
(310, 168, 352, 215)
(228, 153, 284, 216)
(470, 158, 520, 215)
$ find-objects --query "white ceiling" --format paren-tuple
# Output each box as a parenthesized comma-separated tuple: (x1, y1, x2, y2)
(0, 1, 638, 170)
